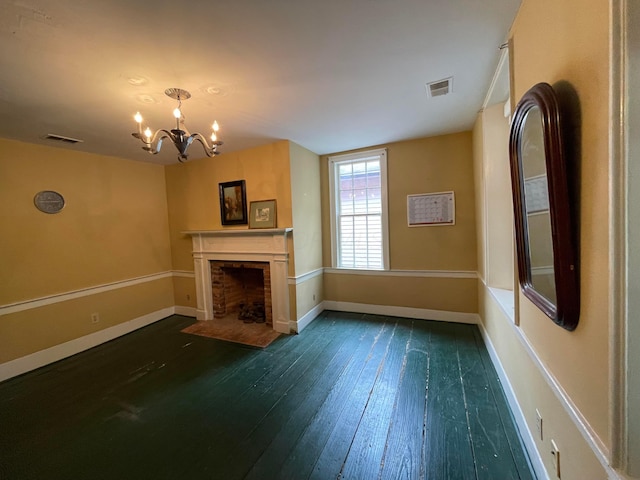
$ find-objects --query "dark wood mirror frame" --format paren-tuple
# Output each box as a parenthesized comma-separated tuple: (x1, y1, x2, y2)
(509, 82, 580, 330)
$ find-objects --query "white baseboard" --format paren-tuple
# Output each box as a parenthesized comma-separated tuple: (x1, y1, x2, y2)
(323, 300, 480, 324)
(0, 307, 174, 383)
(291, 302, 325, 333)
(476, 322, 549, 480)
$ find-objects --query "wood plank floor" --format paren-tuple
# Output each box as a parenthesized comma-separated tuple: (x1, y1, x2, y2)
(0, 312, 535, 479)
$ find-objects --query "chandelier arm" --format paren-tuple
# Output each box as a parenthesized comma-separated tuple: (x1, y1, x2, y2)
(191, 133, 223, 157)
(151, 129, 175, 145)
(141, 129, 174, 154)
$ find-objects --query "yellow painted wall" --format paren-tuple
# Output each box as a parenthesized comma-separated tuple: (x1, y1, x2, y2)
(512, 0, 610, 445)
(475, 0, 612, 477)
(320, 133, 478, 314)
(293, 275, 323, 319)
(473, 112, 487, 283)
(289, 141, 323, 320)
(164, 140, 294, 307)
(325, 273, 477, 313)
(0, 139, 173, 362)
(164, 141, 292, 271)
(388, 133, 477, 271)
(172, 275, 198, 310)
(480, 103, 514, 290)
(289, 142, 322, 276)
(0, 279, 174, 363)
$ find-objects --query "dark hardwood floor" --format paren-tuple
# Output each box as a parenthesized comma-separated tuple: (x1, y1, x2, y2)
(0, 312, 535, 479)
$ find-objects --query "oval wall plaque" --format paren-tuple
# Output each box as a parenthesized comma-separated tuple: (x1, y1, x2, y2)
(34, 190, 65, 214)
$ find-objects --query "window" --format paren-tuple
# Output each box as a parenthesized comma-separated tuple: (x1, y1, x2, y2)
(328, 148, 389, 270)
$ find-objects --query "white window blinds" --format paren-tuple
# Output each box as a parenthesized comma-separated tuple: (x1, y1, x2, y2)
(329, 149, 389, 270)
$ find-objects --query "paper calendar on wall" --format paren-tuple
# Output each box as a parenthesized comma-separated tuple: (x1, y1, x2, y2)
(407, 191, 455, 226)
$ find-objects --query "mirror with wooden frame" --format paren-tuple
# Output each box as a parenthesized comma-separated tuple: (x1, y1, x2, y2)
(509, 82, 579, 330)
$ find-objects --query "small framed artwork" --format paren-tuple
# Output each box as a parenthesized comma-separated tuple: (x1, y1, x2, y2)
(249, 199, 277, 229)
(219, 180, 248, 225)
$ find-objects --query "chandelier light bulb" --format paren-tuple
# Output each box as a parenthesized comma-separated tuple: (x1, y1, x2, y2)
(144, 127, 152, 140)
(173, 107, 181, 119)
(212, 121, 219, 132)
(211, 132, 217, 142)
(134, 112, 143, 123)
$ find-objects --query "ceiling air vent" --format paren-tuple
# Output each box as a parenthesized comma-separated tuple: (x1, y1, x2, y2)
(426, 77, 453, 98)
(43, 134, 84, 144)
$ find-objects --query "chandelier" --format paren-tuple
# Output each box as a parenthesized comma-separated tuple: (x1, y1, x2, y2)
(132, 88, 222, 162)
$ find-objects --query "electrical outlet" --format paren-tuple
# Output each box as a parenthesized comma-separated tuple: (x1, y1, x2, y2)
(550, 439, 561, 478)
(186, 294, 191, 301)
(91, 313, 100, 324)
(535, 409, 543, 440)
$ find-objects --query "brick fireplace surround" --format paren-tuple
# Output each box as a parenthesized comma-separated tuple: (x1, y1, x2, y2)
(211, 261, 272, 325)
(184, 229, 293, 333)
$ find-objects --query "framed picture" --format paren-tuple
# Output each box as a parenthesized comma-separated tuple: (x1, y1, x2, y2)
(249, 199, 277, 229)
(219, 180, 248, 225)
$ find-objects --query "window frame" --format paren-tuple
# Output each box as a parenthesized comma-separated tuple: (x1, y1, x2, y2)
(328, 148, 390, 270)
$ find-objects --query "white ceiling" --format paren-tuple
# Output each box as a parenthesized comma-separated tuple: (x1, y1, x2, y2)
(0, 0, 520, 165)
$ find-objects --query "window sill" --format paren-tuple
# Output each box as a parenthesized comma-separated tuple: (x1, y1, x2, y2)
(325, 268, 477, 279)
(488, 286, 515, 323)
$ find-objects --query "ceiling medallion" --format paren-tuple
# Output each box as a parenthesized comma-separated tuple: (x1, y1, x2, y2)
(127, 75, 149, 86)
(132, 88, 222, 163)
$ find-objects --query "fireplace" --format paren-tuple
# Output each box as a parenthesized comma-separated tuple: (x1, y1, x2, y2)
(211, 261, 272, 325)
(185, 229, 292, 333)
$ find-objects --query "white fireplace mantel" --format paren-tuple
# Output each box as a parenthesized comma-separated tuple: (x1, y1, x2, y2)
(184, 229, 293, 333)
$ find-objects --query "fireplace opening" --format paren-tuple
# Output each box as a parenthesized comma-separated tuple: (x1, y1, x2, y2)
(238, 301, 266, 323)
(211, 261, 272, 326)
